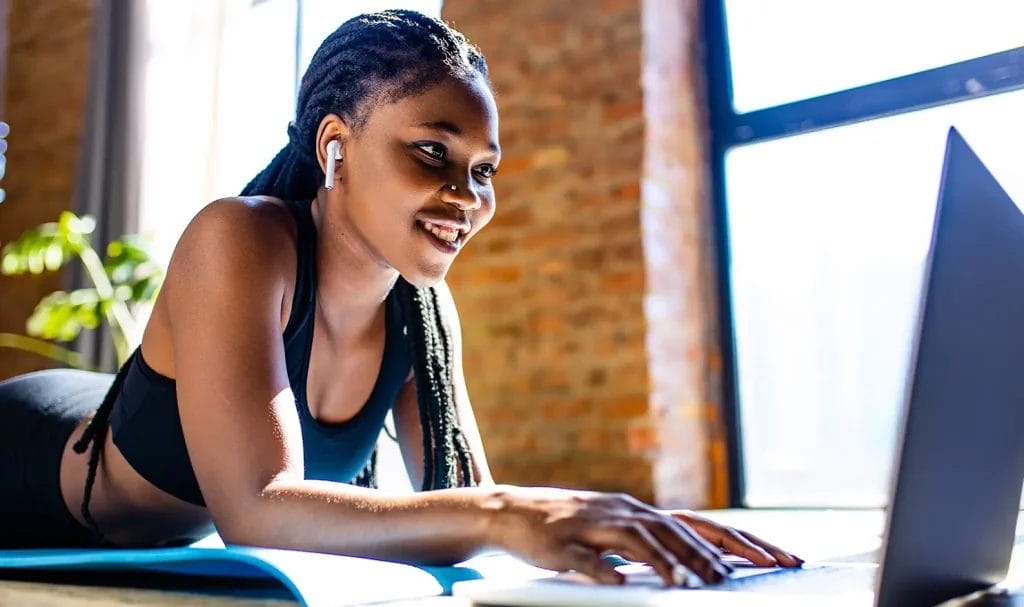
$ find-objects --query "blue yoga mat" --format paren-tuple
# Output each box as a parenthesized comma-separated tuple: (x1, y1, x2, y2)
(0, 533, 555, 606)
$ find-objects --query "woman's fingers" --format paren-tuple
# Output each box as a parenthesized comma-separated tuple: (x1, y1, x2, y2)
(497, 489, 801, 588)
(716, 528, 779, 566)
(737, 529, 804, 568)
(586, 521, 692, 587)
(615, 496, 732, 584)
(562, 543, 623, 585)
(680, 515, 776, 566)
(667, 510, 803, 568)
(643, 515, 733, 584)
(585, 515, 729, 585)
(664, 514, 725, 560)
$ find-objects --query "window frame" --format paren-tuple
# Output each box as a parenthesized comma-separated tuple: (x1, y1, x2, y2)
(702, 0, 1024, 507)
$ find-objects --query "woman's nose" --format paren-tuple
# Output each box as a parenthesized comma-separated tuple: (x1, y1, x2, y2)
(441, 180, 481, 211)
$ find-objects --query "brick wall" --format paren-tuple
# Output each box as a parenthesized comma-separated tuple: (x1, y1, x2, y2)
(0, 1, 95, 380)
(442, 0, 725, 507)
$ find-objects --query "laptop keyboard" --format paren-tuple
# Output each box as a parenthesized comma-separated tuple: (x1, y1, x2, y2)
(717, 563, 877, 594)
(608, 561, 877, 595)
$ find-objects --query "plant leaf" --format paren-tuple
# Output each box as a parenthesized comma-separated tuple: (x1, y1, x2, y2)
(0, 215, 88, 275)
(103, 236, 164, 303)
(26, 289, 103, 342)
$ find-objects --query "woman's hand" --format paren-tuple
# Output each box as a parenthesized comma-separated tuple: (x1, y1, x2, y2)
(482, 486, 736, 587)
(662, 509, 804, 568)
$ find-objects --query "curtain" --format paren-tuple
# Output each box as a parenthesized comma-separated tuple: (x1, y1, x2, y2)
(70, 0, 145, 371)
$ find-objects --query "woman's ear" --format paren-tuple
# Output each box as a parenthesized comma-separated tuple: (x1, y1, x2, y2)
(315, 114, 351, 186)
(324, 140, 343, 191)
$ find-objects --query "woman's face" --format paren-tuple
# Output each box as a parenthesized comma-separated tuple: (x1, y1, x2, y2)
(329, 74, 501, 288)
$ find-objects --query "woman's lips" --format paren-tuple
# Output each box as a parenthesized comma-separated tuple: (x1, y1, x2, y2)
(417, 220, 462, 254)
(419, 220, 460, 242)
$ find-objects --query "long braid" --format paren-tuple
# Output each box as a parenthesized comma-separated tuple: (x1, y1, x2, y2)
(396, 279, 476, 490)
(428, 287, 458, 486)
(410, 287, 438, 490)
(71, 349, 138, 544)
(431, 287, 475, 486)
(240, 10, 487, 490)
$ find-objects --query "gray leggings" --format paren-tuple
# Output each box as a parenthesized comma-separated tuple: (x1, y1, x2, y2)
(0, 368, 113, 547)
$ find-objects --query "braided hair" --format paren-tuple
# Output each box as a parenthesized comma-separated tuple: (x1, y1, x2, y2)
(72, 9, 484, 544)
(239, 9, 489, 202)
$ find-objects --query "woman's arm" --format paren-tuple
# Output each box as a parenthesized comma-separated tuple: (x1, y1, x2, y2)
(162, 198, 732, 584)
(392, 280, 493, 490)
(163, 199, 495, 563)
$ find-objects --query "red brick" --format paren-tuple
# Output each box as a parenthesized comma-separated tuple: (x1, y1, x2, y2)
(523, 227, 578, 252)
(496, 207, 533, 228)
(466, 265, 524, 285)
(604, 396, 649, 419)
(600, 270, 645, 295)
(627, 422, 658, 453)
(614, 181, 641, 201)
(602, 99, 644, 123)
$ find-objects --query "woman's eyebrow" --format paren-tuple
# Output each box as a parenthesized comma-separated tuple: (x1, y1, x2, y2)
(416, 120, 500, 154)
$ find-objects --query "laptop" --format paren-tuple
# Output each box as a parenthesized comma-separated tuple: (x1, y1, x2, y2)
(453, 128, 1024, 607)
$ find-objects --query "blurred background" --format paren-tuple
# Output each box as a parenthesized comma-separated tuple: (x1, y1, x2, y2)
(0, 0, 1022, 511)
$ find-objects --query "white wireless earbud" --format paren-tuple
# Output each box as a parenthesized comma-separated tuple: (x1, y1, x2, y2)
(324, 140, 343, 191)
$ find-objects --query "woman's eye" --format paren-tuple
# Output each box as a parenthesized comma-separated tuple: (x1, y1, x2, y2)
(475, 164, 498, 179)
(417, 143, 446, 161)
(416, 142, 497, 180)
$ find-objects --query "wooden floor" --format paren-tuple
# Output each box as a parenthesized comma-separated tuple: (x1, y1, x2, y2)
(0, 578, 297, 607)
(0, 576, 467, 607)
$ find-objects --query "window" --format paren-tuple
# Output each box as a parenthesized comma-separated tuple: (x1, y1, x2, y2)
(705, 2, 1024, 507)
(724, 0, 1024, 112)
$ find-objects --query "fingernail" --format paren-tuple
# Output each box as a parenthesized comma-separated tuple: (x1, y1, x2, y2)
(671, 564, 688, 587)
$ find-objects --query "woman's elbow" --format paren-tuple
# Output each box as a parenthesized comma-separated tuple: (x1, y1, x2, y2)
(205, 489, 278, 547)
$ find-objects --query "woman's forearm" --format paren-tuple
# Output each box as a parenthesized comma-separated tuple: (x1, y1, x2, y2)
(218, 480, 506, 565)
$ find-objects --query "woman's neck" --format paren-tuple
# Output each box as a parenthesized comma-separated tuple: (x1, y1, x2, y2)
(309, 193, 399, 338)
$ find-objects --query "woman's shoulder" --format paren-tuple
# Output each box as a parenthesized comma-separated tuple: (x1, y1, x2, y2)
(174, 196, 297, 261)
(162, 196, 301, 306)
(188, 195, 298, 242)
(141, 196, 304, 376)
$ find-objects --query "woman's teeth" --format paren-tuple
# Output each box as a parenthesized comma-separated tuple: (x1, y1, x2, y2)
(420, 221, 460, 243)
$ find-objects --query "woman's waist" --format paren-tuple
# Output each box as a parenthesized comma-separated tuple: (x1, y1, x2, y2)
(61, 417, 213, 547)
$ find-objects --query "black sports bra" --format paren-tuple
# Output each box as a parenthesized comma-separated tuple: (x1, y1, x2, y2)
(107, 200, 412, 506)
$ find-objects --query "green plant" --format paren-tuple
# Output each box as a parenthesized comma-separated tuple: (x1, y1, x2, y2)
(0, 211, 164, 371)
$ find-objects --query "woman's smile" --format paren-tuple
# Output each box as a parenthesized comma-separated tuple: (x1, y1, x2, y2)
(416, 218, 464, 254)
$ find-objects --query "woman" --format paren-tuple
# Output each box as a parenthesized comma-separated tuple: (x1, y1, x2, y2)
(0, 10, 801, 586)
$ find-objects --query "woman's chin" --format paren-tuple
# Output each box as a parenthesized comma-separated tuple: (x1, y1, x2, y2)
(399, 262, 451, 289)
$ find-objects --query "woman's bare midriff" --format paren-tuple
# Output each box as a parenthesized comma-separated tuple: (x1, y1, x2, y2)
(58, 415, 216, 546)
